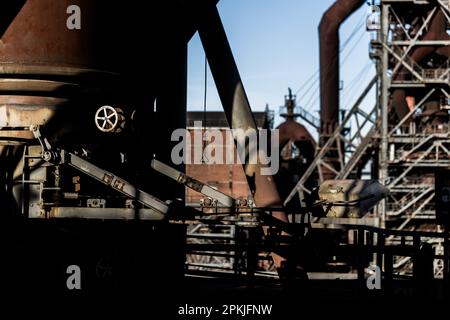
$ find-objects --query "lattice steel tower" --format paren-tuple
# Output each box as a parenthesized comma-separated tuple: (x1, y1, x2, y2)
(376, 0, 450, 233)
(286, 0, 450, 235)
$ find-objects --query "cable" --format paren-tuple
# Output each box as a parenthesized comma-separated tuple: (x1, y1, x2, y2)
(342, 64, 370, 102)
(202, 54, 208, 163)
(294, 7, 368, 105)
(294, 71, 319, 97)
(341, 61, 373, 108)
(342, 61, 372, 98)
(296, 73, 320, 104)
(301, 28, 367, 112)
(302, 82, 321, 112)
(203, 55, 208, 128)
(340, 12, 367, 51)
(341, 27, 367, 65)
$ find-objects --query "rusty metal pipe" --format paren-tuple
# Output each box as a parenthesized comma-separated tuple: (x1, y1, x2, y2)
(319, 0, 365, 142)
(411, 10, 450, 60)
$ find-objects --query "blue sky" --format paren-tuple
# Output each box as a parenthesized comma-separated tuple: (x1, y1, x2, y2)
(187, 0, 376, 134)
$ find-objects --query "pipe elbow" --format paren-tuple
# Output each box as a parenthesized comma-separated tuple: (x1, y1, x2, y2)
(319, 12, 340, 36)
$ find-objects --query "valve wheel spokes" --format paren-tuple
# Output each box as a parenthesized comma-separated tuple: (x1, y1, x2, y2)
(95, 105, 119, 132)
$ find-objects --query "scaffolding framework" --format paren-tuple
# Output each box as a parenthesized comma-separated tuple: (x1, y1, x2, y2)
(283, 0, 450, 277)
(379, 0, 450, 231)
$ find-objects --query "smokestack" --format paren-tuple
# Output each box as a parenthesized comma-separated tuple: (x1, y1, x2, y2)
(319, 0, 365, 144)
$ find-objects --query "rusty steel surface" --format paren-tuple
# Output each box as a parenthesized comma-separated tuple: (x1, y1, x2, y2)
(0, 1, 178, 70)
(0, 1, 205, 219)
(0, 0, 122, 139)
(1, 0, 96, 67)
(278, 120, 316, 151)
(0, 0, 202, 146)
(0, 0, 206, 72)
(276, 119, 316, 204)
(319, 0, 365, 141)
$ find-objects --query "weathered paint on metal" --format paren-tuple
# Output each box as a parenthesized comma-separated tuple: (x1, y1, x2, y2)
(319, 0, 365, 141)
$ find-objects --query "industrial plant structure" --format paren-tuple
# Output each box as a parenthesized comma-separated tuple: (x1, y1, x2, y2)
(0, 0, 450, 303)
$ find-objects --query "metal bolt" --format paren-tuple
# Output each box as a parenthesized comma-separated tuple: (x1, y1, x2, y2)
(43, 151, 52, 162)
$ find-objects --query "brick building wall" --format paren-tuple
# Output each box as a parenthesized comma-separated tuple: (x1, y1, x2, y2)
(185, 111, 271, 205)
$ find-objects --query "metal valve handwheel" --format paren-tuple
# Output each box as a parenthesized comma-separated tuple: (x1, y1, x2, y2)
(95, 105, 119, 133)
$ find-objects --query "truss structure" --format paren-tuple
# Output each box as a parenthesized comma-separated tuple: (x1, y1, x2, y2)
(284, 0, 450, 277)
(378, 0, 450, 231)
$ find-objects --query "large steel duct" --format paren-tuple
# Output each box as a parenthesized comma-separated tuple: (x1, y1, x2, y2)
(198, 4, 292, 272)
(0, 0, 216, 218)
(319, 0, 365, 143)
(0, 0, 188, 142)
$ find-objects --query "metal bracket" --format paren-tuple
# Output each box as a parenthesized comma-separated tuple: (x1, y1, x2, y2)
(31, 125, 169, 217)
(151, 159, 235, 208)
(31, 125, 60, 162)
(60, 151, 169, 215)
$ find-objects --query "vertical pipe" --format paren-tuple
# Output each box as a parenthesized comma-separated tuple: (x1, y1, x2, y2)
(319, 0, 365, 144)
(379, 3, 390, 228)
